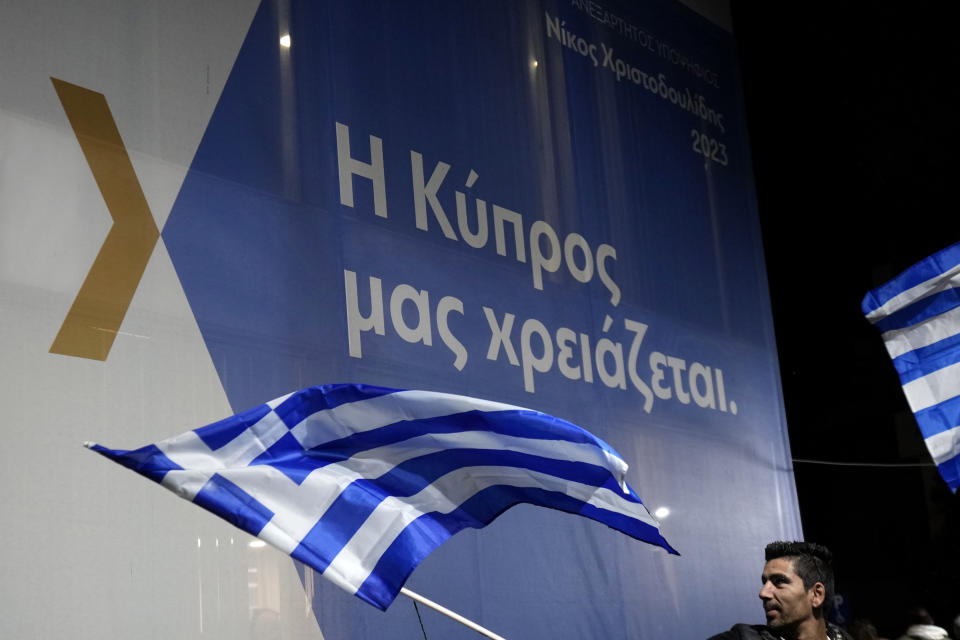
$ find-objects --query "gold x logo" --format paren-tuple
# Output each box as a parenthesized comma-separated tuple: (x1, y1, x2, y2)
(48, 78, 159, 361)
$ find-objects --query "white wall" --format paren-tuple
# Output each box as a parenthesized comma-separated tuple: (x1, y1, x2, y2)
(0, 1, 322, 637)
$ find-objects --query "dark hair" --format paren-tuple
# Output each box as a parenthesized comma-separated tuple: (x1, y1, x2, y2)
(903, 606, 934, 626)
(765, 541, 835, 613)
(847, 619, 879, 640)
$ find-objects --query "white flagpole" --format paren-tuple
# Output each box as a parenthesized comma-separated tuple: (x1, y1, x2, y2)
(400, 587, 507, 640)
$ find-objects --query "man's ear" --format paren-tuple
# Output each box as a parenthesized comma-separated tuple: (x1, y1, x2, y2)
(809, 582, 826, 609)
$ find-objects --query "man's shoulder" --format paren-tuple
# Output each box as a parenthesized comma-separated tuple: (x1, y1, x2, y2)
(828, 622, 855, 640)
(708, 621, 853, 640)
(707, 623, 774, 640)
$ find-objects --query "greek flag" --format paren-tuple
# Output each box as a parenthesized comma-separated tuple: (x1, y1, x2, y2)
(88, 383, 677, 609)
(863, 242, 960, 491)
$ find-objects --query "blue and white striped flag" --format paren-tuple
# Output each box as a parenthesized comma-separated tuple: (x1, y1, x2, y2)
(88, 383, 677, 609)
(863, 242, 960, 491)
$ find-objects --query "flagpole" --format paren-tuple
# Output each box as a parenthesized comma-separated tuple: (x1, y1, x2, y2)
(400, 587, 507, 640)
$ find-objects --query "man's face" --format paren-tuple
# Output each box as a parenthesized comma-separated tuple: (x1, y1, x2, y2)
(758, 557, 820, 631)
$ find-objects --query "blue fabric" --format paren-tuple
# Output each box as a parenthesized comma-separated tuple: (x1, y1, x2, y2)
(194, 403, 272, 451)
(938, 457, 960, 490)
(356, 485, 671, 610)
(913, 397, 960, 440)
(250, 430, 319, 485)
(274, 383, 398, 429)
(194, 473, 276, 535)
(864, 244, 960, 492)
(861, 241, 960, 315)
(90, 383, 677, 611)
(871, 287, 960, 334)
(893, 332, 960, 380)
(291, 447, 633, 574)
(89, 443, 181, 484)
(301, 410, 623, 466)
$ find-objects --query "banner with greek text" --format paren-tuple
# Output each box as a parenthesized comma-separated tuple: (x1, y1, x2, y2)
(161, 0, 800, 637)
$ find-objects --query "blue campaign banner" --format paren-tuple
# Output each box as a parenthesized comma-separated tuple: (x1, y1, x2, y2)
(163, 0, 800, 637)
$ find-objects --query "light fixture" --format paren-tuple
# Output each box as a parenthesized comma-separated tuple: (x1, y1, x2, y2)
(280, 34, 291, 48)
(653, 506, 670, 519)
(248, 540, 266, 548)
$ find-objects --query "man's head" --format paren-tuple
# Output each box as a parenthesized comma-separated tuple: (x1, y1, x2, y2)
(759, 541, 835, 635)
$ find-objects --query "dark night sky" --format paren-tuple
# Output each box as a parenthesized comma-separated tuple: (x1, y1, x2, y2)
(730, 2, 960, 635)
